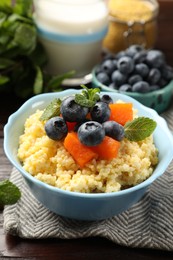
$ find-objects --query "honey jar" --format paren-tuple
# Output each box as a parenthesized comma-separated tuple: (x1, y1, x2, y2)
(103, 0, 159, 54)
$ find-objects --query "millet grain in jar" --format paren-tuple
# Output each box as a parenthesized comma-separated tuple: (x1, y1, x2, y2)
(103, 0, 159, 53)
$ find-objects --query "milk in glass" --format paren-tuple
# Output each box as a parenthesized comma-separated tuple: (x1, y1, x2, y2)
(34, 0, 108, 78)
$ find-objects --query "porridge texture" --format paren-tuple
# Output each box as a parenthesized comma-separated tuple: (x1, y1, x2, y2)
(18, 109, 158, 193)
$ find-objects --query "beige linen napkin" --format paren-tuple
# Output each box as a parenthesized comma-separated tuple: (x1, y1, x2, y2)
(3, 104, 173, 250)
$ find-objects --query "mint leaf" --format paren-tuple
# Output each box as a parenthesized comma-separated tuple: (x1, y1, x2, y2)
(0, 1, 12, 13)
(0, 58, 15, 69)
(0, 180, 21, 206)
(13, 0, 33, 17)
(33, 66, 43, 94)
(0, 75, 9, 85)
(13, 23, 37, 53)
(75, 93, 96, 107)
(47, 70, 75, 91)
(124, 117, 157, 141)
(75, 85, 100, 107)
(40, 98, 62, 121)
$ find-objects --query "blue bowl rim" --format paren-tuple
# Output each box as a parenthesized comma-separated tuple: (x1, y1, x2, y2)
(92, 66, 173, 97)
(4, 89, 173, 199)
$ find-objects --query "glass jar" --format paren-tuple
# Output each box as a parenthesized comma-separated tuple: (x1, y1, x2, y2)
(103, 0, 159, 54)
(33, 0, 108, 79)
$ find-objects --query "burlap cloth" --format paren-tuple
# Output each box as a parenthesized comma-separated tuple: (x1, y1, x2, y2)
(3, 104, 173, 251)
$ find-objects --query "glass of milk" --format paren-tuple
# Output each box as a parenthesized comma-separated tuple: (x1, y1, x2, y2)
(33, 0, 108, 82)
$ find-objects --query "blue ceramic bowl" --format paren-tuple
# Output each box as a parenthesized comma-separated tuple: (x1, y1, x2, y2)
(92, 67, 173, 114)
(4, 89, 173, 220)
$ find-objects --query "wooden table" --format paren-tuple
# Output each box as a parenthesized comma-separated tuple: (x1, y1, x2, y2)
(1, 0, 173, 258)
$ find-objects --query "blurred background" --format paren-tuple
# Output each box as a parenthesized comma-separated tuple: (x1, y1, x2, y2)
(0, 0, 173, 99)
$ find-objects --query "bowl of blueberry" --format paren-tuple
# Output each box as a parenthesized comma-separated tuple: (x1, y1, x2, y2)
(92, 45, 173, 113)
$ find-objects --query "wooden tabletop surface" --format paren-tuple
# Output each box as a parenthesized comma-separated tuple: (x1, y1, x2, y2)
(1, 0, 173, 259)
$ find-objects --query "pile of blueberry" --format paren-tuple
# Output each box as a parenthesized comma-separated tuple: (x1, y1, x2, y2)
(95, 45, 173, 93)
(45, 94, 124, 146)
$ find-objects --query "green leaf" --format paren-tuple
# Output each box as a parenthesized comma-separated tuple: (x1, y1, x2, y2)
(0, 58, 15, 69)
(0, 180, 21, 206)
(0, 75, 10, 85)
(7, 13, 33, 25)
(75, 85, 100, 108)
(12, 60, 36, 98)
(47, 70, 76, 91)
(40, 98, 62, 121)
(33, 66, 43, 94)
(13, 0, 33, 17)
(75, 93, 96, 107)
(0, 33, 10, 46)
(29, 42, 48, 67)
(124, 117, 157, 141)
(0, 1, 12, 14)
(0, 11, 7, 26)
(13, 23, 37, 53)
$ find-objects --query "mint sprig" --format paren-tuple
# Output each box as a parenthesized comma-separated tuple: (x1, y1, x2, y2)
(124, 117, 157, 141)
(0, 180, 21, 206)
(75, 85, 100, 107)
(0, 1, 75, 98)
(40, 98, 62, 121)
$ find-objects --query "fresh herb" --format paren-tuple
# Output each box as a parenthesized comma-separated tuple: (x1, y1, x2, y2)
(39, 86, 157, 143)
(40, 85, 101, 121)
(0, 180, 21, 206)
(44, 70, 75, 93)
(124, 117, 157, 141)
(0, 1, 75, 98)
(40, 98, 62, 121)
(75, 85, 100, 107)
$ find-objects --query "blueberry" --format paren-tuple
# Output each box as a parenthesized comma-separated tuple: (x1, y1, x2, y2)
(146, 50, 165, 68)
(117, 56, 134, 74)
(74, 119, 90, 132)
(147, 68, 161, 84)
(90, 101, 110, 123)
(78, 121, 105, 146)
(161, 65, 173, 81)
(133, 50, 147, 63)
(111, 70, 127, 87)
(100, 94, 113, 104)
(132, 81, 150, 93)
(108, 82, 118, 90)
(128, 74, 143, 85)
(115, 51, 126, 60)
(96, 72, 110, 85)
(119, 84, 132, 92)
(45, 117, 68, 140)
(112, 59, 118, 69)
(103, 121, 125, 141)
(158, 77, 168, 88)
(95, 65, 103, 75)
(60, 96, 88, 122)
(103, 52, 116, 60)
(126, 45, 144, 58)
(149, 85, 160, 91)
(101, 59, 117, 75)
(135, 63, 149, 78)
